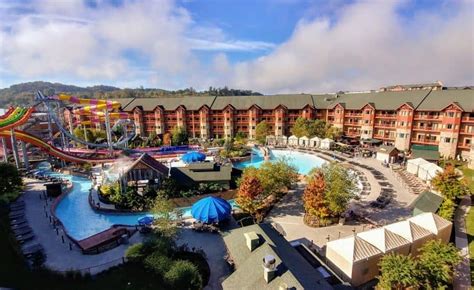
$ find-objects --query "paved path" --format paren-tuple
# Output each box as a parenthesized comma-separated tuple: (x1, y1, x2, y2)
(265, 154, 419, 249)
(177, 221, 236, 290)
(453, 195, 472, 290)
(23, 178, 143, 275)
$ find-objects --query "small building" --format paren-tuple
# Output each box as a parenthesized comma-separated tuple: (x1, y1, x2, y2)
(412, 191, 444, 216)
(288, 135, 299, 146)
(298, 136, 309, 147)
(309, 136, 321, 148)
(326, 213, 452, 287)
(375, 145, 399, 163)
(406, 158, 430, 176)
(320, 138, 334, 150)
(265, 135, 276, 146)
(170, 162, 235, 190)
(222, 223, 333, 289)
(116, 153, 169, 193)
(417, 162, 443, 182)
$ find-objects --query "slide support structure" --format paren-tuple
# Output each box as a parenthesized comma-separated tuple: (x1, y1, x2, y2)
(1, 137, 7, 162)
(10, 129, 20, 169)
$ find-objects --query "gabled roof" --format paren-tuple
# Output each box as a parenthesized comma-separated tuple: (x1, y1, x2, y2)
(222, 223, 333, 289)
(408, 212, 452, 235)
(326, 236, 383, 263)
(376, 145, 398, 154)
(119, 96, 217, 111)
(126, 153, 169, 175)
(327, 91, 430, 110)
(357, 228, 410, 253)
(417, 90, 474, 111)
(170, 162, 232, 187)
(211, 94, 315, 110)
(384, 220, 433, 243)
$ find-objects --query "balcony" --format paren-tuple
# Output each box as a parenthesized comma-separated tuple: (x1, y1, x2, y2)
(373, 134, 395, 140)
(343, 122, 361, 126)
(461, 117, 474, 123)
(412, 126, 437, 132)
(413, 115, 440, 120)
(375, 114, 397, 119)
(374, 123, 395, 128)
(345, 113, 362, 117)
(411, 138, 438, 145)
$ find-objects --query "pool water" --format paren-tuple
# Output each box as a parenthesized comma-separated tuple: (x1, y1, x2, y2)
(235, 148, 327, 175)
(48, 169, 238, 240)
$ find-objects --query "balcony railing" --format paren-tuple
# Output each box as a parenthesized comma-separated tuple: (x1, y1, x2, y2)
(461, 117, 474, 123)
(413, 115, 440, 120)
(411, 138, 438, 145)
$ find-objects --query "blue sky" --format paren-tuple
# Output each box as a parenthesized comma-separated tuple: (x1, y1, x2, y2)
(0, 0, 472, 93)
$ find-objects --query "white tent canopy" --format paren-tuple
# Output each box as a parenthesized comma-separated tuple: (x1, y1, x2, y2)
(320, 138, 334, 150)
(417, 162, 443, 182)
(288, 135, 299, 146)
(299, 136, 309, 147)
(309, 136, 321, 148)
(276, 135, 287, 145)
(406, 158, 430, 175)
(357, 228, 411, 254)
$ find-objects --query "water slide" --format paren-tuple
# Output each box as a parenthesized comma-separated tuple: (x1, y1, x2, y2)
(0, 130, 115, 164)
(0, 107, 35, 131)
(0, 107, 15, 120)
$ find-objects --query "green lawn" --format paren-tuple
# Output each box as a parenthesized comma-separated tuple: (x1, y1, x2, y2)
(461, 166, 474, 193)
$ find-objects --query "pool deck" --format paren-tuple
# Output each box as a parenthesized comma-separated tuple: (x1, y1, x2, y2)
(266, 154, 417, 249)
(22, 178, 144, 275)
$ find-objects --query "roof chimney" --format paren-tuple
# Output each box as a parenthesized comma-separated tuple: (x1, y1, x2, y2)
(244, 231, 259, 251)
(263, 254, 277, 283)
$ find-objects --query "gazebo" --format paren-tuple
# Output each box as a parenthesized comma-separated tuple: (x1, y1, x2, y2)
(191, 196, 231, 223)
(309, 136, 321, 148)
(288, 135, 299, 146)
(182, 151, 206, 164)
(406, 158, 430, 176)
(265, 135, 276, 146)
(298, 136, 309, 147)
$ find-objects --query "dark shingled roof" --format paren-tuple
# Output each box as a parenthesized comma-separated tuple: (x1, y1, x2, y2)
(125, 153, 169, 175)
(411, 149, 440, 161)
(122, 96, 217, 111)
(170, 162, 232, 187)
(222, 223, 333, 290)
(416, 89, 474, 111)
(328, 90, 430, 110)
(211, 94, 315, 110)
(113, 98, 136, 110)
(412, 191, 444, 216)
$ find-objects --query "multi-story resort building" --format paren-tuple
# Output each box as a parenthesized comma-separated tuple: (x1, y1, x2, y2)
(65, 82, 474, 165)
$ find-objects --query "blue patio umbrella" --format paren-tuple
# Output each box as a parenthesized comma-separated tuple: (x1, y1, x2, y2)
(138, 215, 155, 226)
(191, 196, 231, 223)
(181, 151, 206, 163)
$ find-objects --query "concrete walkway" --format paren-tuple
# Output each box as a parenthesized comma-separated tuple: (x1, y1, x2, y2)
(176, 221, 236, 290)
(265, 154, 419, 249)
(22, 178, 143, 275)
(453, 195, 472, 290)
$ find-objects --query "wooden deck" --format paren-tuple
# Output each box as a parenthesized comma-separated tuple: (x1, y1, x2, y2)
(77, 226, 131, 254)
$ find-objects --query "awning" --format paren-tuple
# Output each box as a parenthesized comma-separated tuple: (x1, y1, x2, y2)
(411, 149, 440, 161)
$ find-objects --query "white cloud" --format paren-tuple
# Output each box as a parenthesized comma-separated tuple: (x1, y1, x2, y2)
(217, 0, 474, 93)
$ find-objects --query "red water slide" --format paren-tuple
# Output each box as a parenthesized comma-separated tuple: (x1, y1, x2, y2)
(0, 130, 116, 164)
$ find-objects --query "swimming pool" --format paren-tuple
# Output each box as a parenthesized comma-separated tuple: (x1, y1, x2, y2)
(234, 148, 327, 175)
(46, 167, 238, 240)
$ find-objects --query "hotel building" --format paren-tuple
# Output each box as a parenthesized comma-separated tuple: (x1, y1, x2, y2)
(65, 83, 474, 167)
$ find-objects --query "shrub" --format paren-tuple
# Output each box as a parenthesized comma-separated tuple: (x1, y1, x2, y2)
(0, 162, 23, 204)
(125, 243, 145, 262)
(164, 260, 202, 290)
(144, 251, 172, 275)
(437, 199, 456, 221)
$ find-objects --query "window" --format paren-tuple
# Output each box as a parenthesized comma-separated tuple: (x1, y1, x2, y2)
(445, 137, 451, 143)
(447, 124, 453, 129)
(448, 112, 455, 117)
(364, 120, 369, 124)
(466, 139, 471, 145)
(365, 110, 370, 115)
(399, 133, 405, 138)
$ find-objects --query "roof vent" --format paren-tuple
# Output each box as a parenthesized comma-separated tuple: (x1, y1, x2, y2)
(244, 231, 259, 251)
(263, 254, 277, 283)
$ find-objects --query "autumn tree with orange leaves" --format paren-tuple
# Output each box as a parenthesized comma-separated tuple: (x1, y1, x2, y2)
(303, 170, 330, 226)
(235, 175, 264, 218)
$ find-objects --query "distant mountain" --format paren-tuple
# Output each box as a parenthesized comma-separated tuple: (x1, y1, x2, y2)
(0, 82, 263, 108)
(0, 81, 120, 107)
